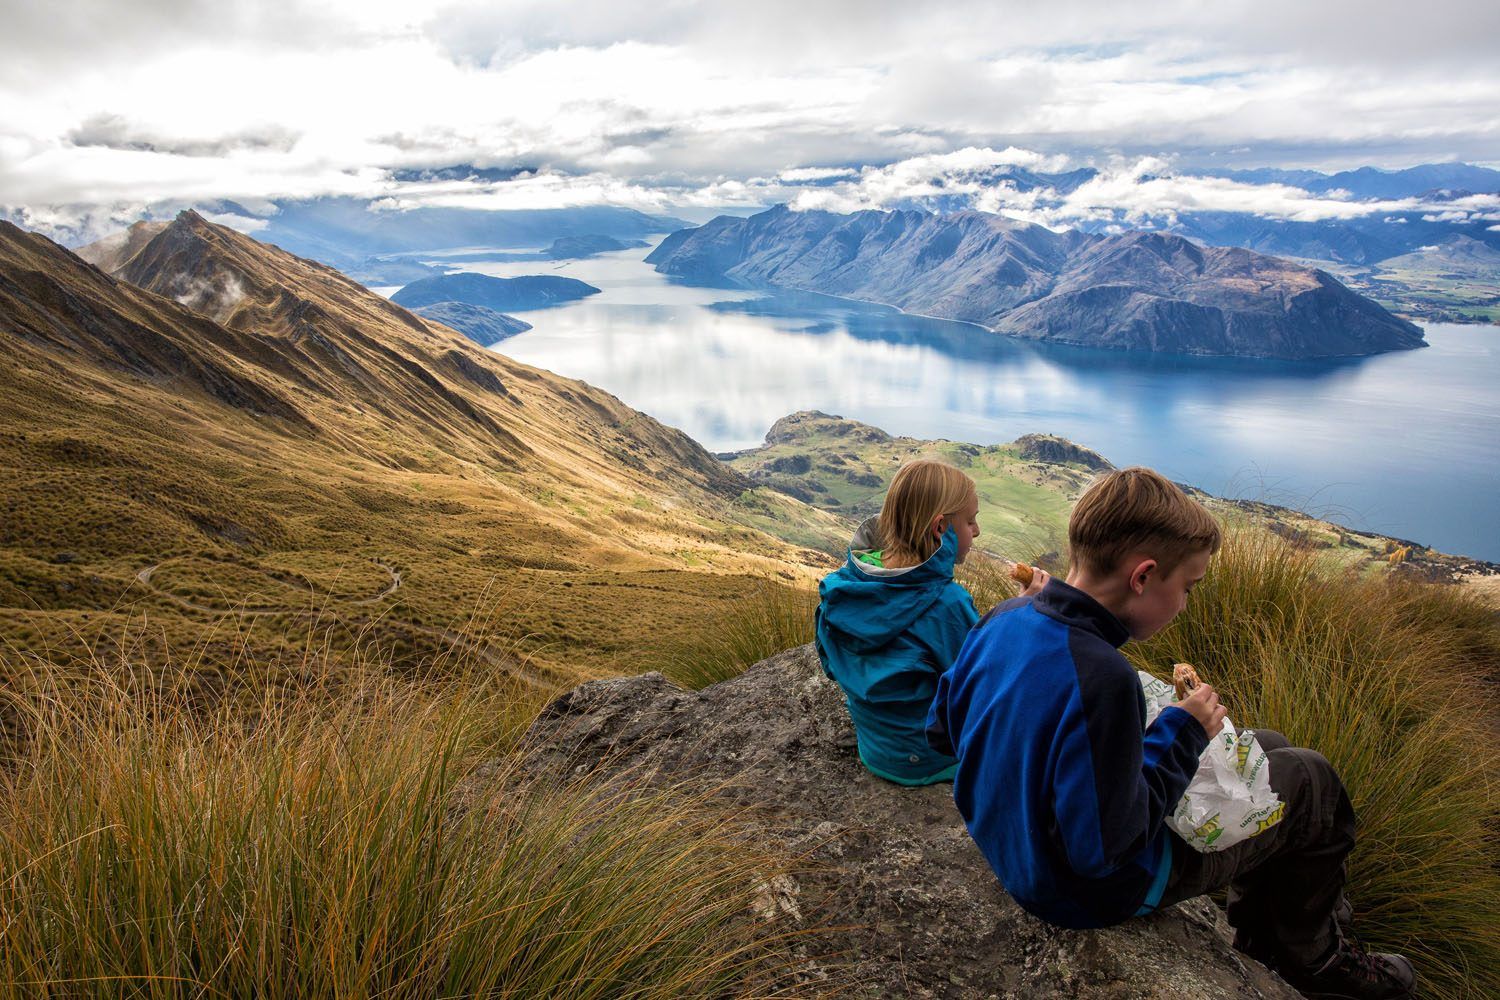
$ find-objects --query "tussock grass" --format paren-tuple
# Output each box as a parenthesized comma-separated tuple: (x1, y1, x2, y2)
(653, 581, 818, 690)
(0, 642, 803, 999)
(1131, 530, 1500, 1000)
(955, 552, 1027, 618)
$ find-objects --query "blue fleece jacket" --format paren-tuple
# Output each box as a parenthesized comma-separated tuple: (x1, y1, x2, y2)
(815, 521, 978, 784)
(925, 579, 1209, 927)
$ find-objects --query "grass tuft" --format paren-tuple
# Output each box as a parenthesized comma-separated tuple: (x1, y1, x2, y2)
(1131, 529, 1500, 1000)
(653, 581, 818, 690)
(0, 641, 803, 999)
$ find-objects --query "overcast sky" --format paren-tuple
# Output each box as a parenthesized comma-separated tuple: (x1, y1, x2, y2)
(3, 0, 1497, 239)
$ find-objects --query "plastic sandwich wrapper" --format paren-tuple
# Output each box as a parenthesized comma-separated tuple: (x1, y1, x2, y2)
(1139, 671, 1285, 852)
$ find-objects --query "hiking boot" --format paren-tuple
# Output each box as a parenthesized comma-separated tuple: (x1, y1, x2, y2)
(1333, 893, 1354, 935)
(1282, 940, 1415, 1000)
(1230, 926, 1278, 969)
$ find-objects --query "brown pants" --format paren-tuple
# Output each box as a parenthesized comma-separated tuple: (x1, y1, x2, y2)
(1154, 730, 1356, 969)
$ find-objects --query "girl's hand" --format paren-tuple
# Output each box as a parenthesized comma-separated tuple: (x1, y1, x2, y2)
(1021, 566, 1049, 597)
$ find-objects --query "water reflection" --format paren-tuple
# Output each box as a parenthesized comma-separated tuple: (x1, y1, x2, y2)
(457, 243, 1499, 560)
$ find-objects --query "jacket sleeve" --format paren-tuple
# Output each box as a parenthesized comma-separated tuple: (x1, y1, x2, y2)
(1050, 656, 1209, 878)
(924, 668, 956, 757)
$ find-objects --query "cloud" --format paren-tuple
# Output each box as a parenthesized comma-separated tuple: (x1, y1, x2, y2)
(777, 147, 1500, 231)
(68, 114, 300, 157)
(3, 0, 1500, 239)
(778, 167, 859, 183)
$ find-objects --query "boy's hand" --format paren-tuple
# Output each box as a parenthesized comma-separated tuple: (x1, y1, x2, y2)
(1020, 566, 1050, 597)
(1179, 683, 1227, 738)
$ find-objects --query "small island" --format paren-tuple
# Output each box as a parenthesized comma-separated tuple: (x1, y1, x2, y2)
(392, 272, 601, 312)
(545, 234, 649, 259)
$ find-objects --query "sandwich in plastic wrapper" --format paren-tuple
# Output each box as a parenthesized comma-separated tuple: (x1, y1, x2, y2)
(1138, 671, 1285, 852)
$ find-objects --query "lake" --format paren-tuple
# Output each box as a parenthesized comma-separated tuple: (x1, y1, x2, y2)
(410, 242, 1500, 562)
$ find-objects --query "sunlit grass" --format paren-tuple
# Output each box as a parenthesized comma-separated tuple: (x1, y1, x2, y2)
(0, 637, 804, 999)
(1130, 529, 1500, 1000)
(651, 581, 819, 691)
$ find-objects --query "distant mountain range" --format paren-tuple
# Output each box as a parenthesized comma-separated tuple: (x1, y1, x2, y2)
(648, 206, 1425, 359)
(808, 161, 1499, 274)
(1198, 162, 1500, 199)
(49, 197, 688, 278)
(248, 199, 688, 271)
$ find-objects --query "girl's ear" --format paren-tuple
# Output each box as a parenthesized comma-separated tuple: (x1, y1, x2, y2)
(930, 514, 946, 538)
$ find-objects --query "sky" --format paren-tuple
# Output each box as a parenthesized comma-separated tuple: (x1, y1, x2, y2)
(2, 0, 1497, 241)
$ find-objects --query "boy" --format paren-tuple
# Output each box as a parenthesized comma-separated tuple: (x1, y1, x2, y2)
(925, 468, 1414, 1000)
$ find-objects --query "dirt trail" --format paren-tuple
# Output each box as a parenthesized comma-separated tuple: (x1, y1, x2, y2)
(128, 560, 539, 678)
(134, 560, 401, 616)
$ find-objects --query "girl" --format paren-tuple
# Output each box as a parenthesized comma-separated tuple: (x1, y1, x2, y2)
(814, 459, 1048, 785)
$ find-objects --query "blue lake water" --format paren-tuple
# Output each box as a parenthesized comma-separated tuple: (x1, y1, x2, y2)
(425, 243, 1500, 562)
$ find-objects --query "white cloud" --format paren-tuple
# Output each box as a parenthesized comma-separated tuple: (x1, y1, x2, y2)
(3, 0, 1499, 237)
(777, 167, 859, 183)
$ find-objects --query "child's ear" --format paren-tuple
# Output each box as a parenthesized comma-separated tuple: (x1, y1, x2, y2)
(1129, 559, 1157, 595)
(930, 514, 946, 538)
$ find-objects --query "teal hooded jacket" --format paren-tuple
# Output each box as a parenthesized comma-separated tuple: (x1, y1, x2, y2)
(814, 519, 980, 784)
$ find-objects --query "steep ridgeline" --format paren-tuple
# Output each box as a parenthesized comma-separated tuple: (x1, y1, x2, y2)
(4, 212, 828, 673)
(647, 206, 1426, 359)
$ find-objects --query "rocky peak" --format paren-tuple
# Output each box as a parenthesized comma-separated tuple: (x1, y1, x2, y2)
(763, 410, 892, 446)
(1013, 433, 1114, 473)
(513, 646, 1303, 998)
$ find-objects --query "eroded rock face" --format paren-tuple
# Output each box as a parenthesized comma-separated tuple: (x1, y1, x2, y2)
(516, 645, 1303, 999)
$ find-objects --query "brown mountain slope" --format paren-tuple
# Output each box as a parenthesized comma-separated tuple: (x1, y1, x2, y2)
(648, 206, 1425, 359)
(1, 213, 835, 686)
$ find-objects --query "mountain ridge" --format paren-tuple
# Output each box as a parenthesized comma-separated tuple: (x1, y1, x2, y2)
(3, 211, 836, 677)
(648, 206, 1425, 358)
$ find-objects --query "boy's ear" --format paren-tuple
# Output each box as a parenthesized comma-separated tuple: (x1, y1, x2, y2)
(1128, 558, 1157, 595)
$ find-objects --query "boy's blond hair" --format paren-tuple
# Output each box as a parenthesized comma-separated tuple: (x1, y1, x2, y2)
(1069, 467, 1221, 576)
(878, 460, 978, 567)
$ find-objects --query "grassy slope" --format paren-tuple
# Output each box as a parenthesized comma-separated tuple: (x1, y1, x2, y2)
(0, 215, 836, 696)
(727, 410, 1497, 588)
(4, 215, 1498, 997)
(724, 412, 1086, 564)
(1298, 242, 1500, 325)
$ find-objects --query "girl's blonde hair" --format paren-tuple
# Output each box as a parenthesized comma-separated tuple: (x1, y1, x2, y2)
(877, 460, 978, 567)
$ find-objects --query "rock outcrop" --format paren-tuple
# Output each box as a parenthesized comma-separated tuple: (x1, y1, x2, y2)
(516, 645, 1303, 999)
(1013, 433, 1114, 473)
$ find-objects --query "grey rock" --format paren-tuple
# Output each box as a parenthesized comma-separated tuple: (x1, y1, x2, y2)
(515, 645, 1304, 999)
(1013, 434, 1114, 473)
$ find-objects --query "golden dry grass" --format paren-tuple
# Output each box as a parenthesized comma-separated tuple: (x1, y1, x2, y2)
(1130, 530, 1500, 1000)
(0, 636, 809, 999)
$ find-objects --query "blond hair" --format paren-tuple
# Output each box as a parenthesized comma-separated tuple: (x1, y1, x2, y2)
(1068, 467, 1222, 576)
(877, 460, 978, 568)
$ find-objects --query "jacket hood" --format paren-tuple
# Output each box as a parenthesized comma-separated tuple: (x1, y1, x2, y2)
(818, 517, 959, 651)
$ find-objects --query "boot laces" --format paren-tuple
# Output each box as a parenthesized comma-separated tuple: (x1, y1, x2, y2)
(1326, 942, 1396, 984)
